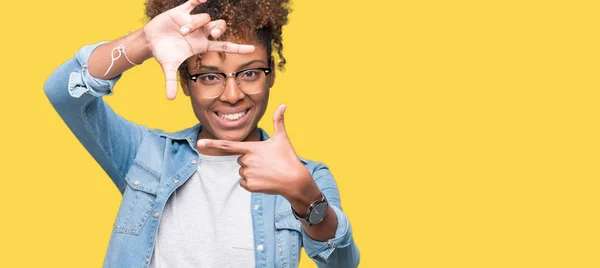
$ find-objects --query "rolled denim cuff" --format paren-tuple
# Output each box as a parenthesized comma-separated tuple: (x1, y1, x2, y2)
(302, 205, 353, 265)
(70, 41, 121, 98)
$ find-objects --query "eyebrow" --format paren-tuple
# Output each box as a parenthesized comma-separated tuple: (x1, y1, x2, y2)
(198, 59, 268, 72)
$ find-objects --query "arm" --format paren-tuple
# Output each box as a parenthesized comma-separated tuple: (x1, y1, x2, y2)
(87, 29, 152, 80)
(45, 0, 248, 191)
(43, 30, 151, 193)
(291, 163, 360, 268)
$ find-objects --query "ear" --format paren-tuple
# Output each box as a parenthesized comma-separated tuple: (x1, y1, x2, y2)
(179, 69, 191, 97)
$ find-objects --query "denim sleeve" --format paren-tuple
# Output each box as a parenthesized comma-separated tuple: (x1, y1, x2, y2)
(44, 42, 148, 194)
(302, 163, 360, 268)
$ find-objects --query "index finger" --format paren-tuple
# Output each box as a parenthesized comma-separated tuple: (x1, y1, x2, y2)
(197, 139, 255, 154)
(180, 0, 207, 13)
(207, 41, 256, 54)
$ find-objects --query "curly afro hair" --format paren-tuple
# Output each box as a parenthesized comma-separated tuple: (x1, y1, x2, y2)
(145, 0, 291, 72)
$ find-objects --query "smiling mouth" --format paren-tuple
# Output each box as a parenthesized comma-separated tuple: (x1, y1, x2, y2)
(215, 109, 250, 122)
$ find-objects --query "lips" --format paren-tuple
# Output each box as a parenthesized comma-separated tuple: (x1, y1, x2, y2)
(212, 108, 251, 129)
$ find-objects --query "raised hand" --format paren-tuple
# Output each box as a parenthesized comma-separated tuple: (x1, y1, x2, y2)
(196, 104, 320, 202)
(143, 0, 255, 100)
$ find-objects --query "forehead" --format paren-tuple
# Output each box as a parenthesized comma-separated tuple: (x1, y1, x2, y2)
(187, 40, 269, 70)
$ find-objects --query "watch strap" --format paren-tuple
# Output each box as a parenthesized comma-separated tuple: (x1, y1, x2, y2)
(291, 192, 328, 226)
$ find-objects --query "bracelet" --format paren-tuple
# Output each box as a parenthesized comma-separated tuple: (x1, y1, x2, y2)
(103, 44, 142, 76)
(102, 30, 141, 76)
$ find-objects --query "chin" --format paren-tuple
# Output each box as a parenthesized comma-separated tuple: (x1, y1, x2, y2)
(214, 128, 254, 142)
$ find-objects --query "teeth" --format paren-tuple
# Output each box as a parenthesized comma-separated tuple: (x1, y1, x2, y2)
(218, 110, 246, 121)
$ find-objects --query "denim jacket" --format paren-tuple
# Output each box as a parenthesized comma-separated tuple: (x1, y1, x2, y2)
(44, 42, 360, 268)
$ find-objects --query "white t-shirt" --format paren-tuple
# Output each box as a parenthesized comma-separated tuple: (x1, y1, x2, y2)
(149, 153, 255, 268)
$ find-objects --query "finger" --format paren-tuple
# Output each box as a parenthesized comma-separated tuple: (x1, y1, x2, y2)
(237, 154, 250, 167)
(238, 166, 254, 179)
(180, 0, 207, 13)
(201, 19, 226, 39)
(240, 179, 268, 193)
(207, 41, 255, 54)
(239, 177, 259, 192)
(273, 104, 287, 136)
(180, 13, 211, 35)
(239, 177, 249, 190)
(197, 139, 254, 154)
(161, 62, 180, 100)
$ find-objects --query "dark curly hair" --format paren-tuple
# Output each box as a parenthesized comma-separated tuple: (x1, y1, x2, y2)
(145, 0, 291, 73)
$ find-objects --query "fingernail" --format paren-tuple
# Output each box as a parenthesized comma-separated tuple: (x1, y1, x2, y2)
(212, 29, 221, 36)
(239, 45, 255, 54)
(197, 140, 206, 148)
(181, 26, 190, 34)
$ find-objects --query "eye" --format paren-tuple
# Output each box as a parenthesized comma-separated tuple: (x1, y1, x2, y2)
(198, 73, 223, 84)
(239, 70, 261, 81)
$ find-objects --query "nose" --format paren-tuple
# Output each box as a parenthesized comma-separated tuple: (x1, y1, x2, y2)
(219, 76, 245, 104)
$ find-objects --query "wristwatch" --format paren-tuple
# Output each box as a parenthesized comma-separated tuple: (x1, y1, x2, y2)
(291, 192, 329, 226)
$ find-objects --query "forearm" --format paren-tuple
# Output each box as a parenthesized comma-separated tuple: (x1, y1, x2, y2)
(88, 29, 152, 80)
(44, 42, 148, 193)
(288, 184, 338, 242)
(290, 162, 360, 267)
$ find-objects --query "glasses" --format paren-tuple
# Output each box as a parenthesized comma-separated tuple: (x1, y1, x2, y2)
(186, 67, 272, 98)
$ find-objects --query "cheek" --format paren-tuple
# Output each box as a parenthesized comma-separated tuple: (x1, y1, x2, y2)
(251, 90, 270, 120)
(260, 87, 271, 104)
(190, 96, 214, 121)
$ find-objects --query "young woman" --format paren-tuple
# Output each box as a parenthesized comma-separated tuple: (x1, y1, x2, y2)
(44, 0, 359, 267)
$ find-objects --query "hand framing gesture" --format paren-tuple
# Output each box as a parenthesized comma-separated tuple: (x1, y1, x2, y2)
(197, 104, 317, 201)
(143, 0, 256, 99)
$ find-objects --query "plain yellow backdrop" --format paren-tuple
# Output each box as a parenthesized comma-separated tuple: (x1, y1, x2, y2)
(0, 0, 599, 267)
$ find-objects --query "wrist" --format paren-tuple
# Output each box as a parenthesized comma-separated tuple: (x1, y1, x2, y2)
(286, 171, 322, 218)
(125, 29, 153, 63)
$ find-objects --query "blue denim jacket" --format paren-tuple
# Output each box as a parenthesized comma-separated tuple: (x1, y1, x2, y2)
(44, 42, 360, 268)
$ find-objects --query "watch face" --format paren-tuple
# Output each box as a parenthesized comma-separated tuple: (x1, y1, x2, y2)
(308, 201, 329, 224)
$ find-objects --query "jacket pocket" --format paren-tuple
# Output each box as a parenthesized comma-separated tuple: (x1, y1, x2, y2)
(113, 162, 160, 235)
(274, 211, 303, 268)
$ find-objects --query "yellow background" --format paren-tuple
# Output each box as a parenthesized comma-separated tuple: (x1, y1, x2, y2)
(0, 0, 599, 267)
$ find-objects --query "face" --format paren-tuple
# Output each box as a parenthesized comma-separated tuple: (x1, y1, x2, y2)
(180, 40, 274, 145)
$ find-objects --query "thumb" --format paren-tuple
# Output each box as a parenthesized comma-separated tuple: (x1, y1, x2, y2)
(273, 104, 287, 136)
(161, 62, 179, 100)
